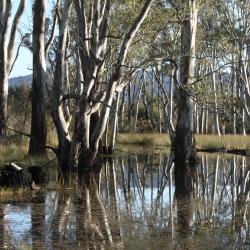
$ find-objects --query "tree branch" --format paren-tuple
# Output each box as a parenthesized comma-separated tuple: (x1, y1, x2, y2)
(2, 120, 58, 154)
(45, 0, 60, 55)
(7, 0, 26, 70)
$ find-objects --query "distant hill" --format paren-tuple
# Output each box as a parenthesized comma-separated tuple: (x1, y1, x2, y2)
(9, 74, 32, 88)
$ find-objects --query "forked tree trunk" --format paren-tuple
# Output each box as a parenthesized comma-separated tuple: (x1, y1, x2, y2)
(0, 0, 26, 136)
(174, 0, 198, 168)
(29, 0, 47, 155)
(51, 0, 154, 180)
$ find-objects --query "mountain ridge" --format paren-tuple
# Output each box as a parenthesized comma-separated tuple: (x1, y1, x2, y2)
(9, 74, 32, 87)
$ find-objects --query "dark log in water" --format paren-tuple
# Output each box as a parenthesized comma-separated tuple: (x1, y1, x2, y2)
(0, 163, 45, 190)
(197, 147, 248, 156)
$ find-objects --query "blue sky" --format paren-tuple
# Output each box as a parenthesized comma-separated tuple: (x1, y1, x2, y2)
(10, 0, 54, 78)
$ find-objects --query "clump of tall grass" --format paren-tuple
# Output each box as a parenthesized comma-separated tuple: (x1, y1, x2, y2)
(0, 141, 28, 165)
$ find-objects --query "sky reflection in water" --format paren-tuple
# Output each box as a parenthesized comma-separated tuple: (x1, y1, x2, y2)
(0, 152, 249, 249)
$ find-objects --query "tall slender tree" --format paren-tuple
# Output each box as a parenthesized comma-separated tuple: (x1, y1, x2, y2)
(28, 0, 47, 155)
(0, 0, 26, 136)
(174, 0, 198, 171)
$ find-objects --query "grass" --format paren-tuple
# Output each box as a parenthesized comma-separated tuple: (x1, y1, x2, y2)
(1, 132, 249, 167)
(0, 134, 56, 167)
(117, 133, 171, 147)
(0, 187, 30, 197)
(195, 134, 250, 150)
(0, 136, 29, 165)
(117, 133, 250, 151)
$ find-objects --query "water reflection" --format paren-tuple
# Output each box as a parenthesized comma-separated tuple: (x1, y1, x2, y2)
(0, 152, 249, 249)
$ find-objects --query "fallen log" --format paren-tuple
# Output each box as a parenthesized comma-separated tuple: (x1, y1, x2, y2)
(0, 162, 43, 190)
(196, 148, 248, 156)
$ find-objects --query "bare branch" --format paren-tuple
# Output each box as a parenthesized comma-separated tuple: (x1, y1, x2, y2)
(7, 0, 26, 70)
(45, 0, 61, 55)
(1, 120, 58, 154)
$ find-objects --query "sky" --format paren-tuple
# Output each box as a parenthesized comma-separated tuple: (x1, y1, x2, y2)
(10, 0, 54, 78)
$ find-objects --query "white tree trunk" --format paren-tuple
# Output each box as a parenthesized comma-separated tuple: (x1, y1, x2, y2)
(0, 0, 26, 136)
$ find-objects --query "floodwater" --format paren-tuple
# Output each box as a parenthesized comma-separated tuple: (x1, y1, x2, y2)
(0, 152, 249, 249)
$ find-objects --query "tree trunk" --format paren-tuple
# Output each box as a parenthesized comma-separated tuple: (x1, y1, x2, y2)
(205, 105, 209, 134)
(174, 0, 198, 168)
(133, 77, 143, 132)
(110, 92, 120, 152)
(120, 88, 126, 131)
(210, 57, 221, 136)
(201, 103, 205, 134)
(0, 76, 8, 136)
(0, 0, 26, 136)
(29, 0, 47, 155)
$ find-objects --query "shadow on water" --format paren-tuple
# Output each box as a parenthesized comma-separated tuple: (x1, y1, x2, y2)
(0, 152, 250, 249)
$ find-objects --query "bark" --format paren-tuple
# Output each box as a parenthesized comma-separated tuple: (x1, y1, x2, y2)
(169, 69, 175, 132)
(142, 80, 156, 130)
(29, 0, 47, 155)
(110, 92, 120, 152)
(210, 56, 221, 136)
(52, 0, 73, 177)
(133, 76, 144, 132)
(232, 66, 237, 134)
(120, 88, 126, 130)
(201, 103, 205, 134)
(174, 0, 198, 168)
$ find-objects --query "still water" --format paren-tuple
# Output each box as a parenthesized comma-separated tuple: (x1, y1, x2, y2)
(0, 152, 249, 249)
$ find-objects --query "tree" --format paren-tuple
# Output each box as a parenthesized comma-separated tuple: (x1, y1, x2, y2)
(0, 0, 26, 136)
(28, 0, 47, 155)
(51, 0, 154, 178)
(174, 0, 198, 171)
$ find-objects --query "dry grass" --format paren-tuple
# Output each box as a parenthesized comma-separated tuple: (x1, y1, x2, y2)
(117, 133, 171, 147)
(0, 139, 28, 165)
(195, 134, 250, 150)
(0, 135, 56, 167)
(117, 133, 250, 150)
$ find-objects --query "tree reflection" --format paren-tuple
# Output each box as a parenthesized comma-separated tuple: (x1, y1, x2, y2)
(1, 152, 250, 249)
(0, 204, 4, 248)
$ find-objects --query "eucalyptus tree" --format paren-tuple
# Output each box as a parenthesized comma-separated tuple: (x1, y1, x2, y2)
(28, 0, 47, 155)
(174, 0, 198, 172)
(51, 0, 154, 177)
(28, 0, 60, 155)
(0, 0, 26, 136)
(195, 0, 250, 135)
